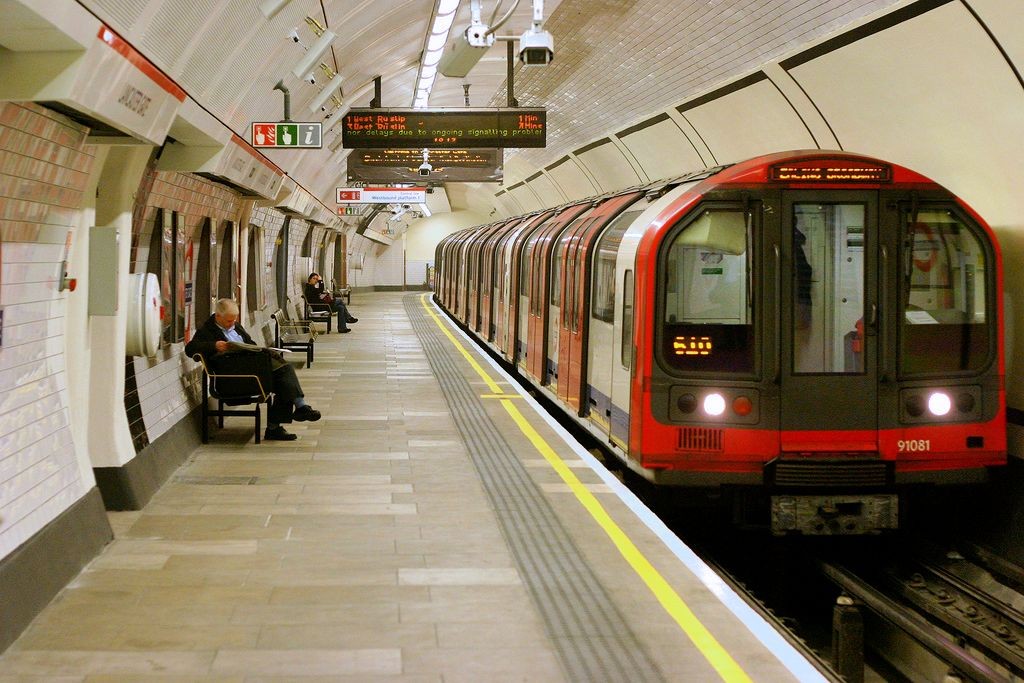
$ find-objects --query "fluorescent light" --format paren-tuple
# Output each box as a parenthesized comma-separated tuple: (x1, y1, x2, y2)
(259, 0, 292, 19)
(308, 73, 344, 113)
(291, 30, 337, 80)
(419, 203, 432, 217)
(413, 0, 462, 108)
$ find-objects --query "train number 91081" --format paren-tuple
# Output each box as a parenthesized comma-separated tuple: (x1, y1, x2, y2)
(897, 439, 931, 452)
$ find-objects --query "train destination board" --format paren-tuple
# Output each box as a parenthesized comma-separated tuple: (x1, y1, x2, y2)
(341, 108, 545, 149)
(347, 148, 502, 183)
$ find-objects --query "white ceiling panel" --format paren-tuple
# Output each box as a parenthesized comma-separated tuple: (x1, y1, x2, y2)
(681, 77, 816, 163)
(618, 114, 705, 180)
(498, 0, 902, 172)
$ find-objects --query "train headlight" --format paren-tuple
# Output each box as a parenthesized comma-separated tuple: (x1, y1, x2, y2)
(928, 392, 952, 416)
(703, 393, 726, 417)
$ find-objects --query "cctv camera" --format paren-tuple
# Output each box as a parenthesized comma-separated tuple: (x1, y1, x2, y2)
(289, 28, 300, 43)
(418, 161, 432, 177)
(306, 75, 317, 85)
(518, 29, 554, 66)
(402, 204, 411, 210)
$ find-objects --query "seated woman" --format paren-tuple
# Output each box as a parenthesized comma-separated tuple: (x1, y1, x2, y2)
(304, 272, 357, 333)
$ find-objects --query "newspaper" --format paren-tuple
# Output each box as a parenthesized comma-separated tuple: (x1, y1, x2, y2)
(225, 342, 291, 354)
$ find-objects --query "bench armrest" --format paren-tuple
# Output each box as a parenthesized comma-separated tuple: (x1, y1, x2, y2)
(192, 353, 271, 401)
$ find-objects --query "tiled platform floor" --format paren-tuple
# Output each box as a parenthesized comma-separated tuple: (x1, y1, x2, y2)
(0, 293, 806, 682)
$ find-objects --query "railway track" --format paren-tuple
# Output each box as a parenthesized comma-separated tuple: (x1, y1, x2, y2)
(822, 541, 1024, 682)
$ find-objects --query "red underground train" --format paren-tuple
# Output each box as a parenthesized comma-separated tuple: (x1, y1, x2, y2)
(434, 150, 1006, 534)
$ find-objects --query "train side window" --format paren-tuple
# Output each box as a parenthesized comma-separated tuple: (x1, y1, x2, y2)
(551, 239, 565, 308)
(520, 238, 533, 307)
(621, 270, 634, 369)
(593, 210, 642, 323)
(900, 207, 992, 375)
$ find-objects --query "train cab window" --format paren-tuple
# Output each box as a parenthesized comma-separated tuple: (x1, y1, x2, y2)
(792, 203, 866, 375)
(660, 208, 753, 374)
(900, 208, 991, 375)
(593, 209, 642, 322)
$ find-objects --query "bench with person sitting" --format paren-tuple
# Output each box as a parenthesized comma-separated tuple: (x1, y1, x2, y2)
(303, 272, 357, 334)
(186, 299, 322, 441)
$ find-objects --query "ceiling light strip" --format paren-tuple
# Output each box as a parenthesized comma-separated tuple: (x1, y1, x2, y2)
(414, 0, 461, 108)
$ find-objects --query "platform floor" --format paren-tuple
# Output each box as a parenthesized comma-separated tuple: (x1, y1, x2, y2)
(0, 293, 819, 682)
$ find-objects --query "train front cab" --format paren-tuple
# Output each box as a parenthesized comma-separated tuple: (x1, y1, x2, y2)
(635, 154, 1006, 534)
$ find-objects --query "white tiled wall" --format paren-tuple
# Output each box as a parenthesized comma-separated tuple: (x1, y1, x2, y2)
(0, 103, 97, 559)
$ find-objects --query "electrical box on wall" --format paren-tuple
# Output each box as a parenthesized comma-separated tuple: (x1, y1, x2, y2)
(88, 226, 119, 315)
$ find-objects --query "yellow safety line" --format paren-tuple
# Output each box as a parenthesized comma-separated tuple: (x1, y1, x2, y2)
(420, 295, 502, 394)
(481, 393, 523, 399)
(420, 294, 751, 683)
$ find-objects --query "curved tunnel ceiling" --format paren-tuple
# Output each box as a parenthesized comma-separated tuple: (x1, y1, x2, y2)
(78, 0, 921, 211)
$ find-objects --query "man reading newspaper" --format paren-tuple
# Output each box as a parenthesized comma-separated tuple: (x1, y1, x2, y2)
(185, 299, 320, 441)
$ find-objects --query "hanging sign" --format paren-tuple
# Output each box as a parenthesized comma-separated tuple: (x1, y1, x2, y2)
(336, 187, 427, 204)
(252, 122, 322, 148)
(341, 108, 546, 149)
(347, 148, 502, 183)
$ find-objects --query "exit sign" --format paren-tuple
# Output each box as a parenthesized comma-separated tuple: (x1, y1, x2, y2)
(252, 122, 322, 148)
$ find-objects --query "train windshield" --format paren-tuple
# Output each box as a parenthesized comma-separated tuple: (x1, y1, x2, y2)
(660, 207, 754, 373)
(900, 208, 991, 375)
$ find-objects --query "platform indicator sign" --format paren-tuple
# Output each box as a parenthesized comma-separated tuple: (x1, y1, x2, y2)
(341, 107, 546, 149)
(252, 122, 322, 148)
(336, 187, 427, 204)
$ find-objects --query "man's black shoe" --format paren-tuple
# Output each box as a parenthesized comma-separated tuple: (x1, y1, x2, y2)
(347, 317, 358, 323)
(264, 426, 298, 441)
(340, 328, 351, 333)
(293, 405, 321, 422)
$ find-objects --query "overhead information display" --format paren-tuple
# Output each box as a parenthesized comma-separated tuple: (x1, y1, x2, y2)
(347, 148, 503, 183)
(341, 108, 545, 149)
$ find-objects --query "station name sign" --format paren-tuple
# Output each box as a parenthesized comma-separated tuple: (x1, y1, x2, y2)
(252, 122, 322, 149)
(341, 108, 545, 149)
(336, 187, 427, 204)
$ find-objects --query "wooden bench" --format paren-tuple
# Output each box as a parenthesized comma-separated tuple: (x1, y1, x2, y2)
(301, 294, 335, 333)
(193, 352, 272, 444)
(272, 310, 316, 368)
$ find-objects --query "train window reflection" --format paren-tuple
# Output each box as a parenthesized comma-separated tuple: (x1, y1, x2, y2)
(900, 208, 990, 375)
(661, 208, 753, 373)
(593, 210, 642, 323)
(792, 203, 865, 375)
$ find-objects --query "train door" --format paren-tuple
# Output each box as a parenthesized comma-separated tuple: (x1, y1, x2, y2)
(529, 204, 589, 384)
(509, 212, 554, 363)
(493, 223, 520, 346)
(559, 193, 645, 412)
(778, 191, 879, 444)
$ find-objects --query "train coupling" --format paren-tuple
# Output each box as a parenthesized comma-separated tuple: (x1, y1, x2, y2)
(771, 494, 899, 535)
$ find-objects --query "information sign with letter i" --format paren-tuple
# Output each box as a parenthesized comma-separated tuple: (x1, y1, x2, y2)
(252, 122, 323, 149)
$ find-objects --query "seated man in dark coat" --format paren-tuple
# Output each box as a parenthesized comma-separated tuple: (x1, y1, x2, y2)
(185, 299, 320, 441)
(304, 272, 356, 333)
